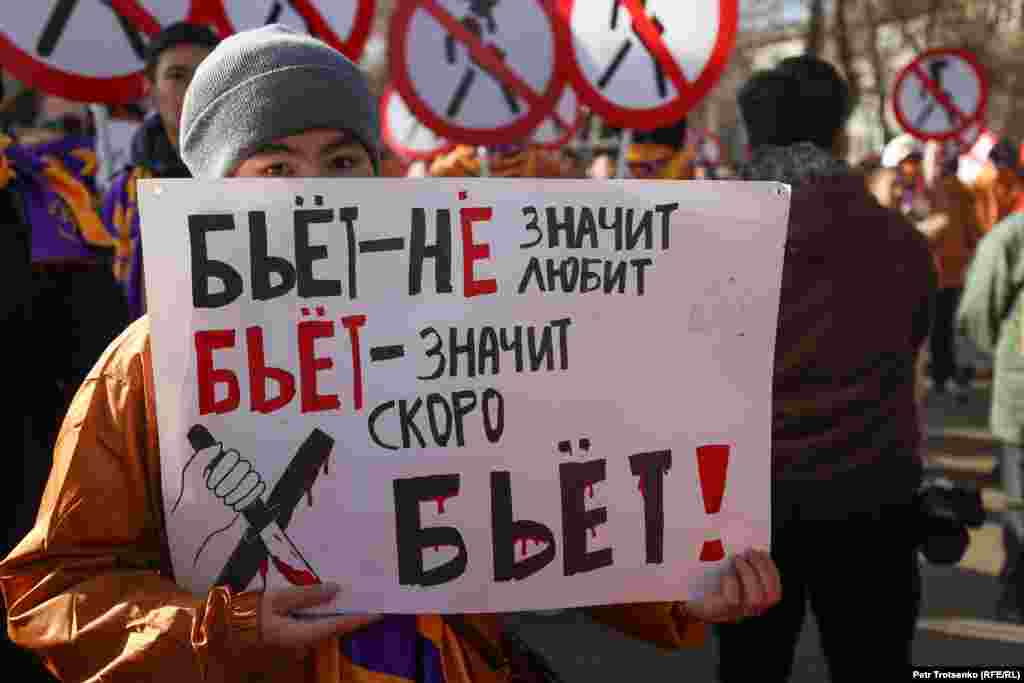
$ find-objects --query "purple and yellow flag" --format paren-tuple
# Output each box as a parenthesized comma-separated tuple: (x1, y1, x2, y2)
(100, 165, 150, 321)
(0, 135, 111, 264)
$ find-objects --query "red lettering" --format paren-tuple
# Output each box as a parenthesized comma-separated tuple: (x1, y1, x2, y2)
(341, 314, 367, 411)
(246, 326, 296, 413)
(460, 206, 497, 298)
(298, 319, 339, 413)
(195, 330, 240, 415)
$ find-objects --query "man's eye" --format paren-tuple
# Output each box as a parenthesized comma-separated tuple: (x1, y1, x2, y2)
(262, 163, 291, 177)
(331, 156, 356, 171)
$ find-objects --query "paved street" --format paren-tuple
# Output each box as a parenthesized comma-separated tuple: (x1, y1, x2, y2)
(510, 377, 1024, 681)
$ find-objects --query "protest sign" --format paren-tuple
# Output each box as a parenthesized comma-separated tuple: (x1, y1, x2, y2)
(559, 0, 738, 129)
(139, 177, 788, 613)
(0, 1, 200, 103)
(389, 0, 567, 146)
(196, 0, 375, 61)
(892, 48, 988, 143)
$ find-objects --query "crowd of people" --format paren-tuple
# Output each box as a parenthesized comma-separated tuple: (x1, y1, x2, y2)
(2, 18, 1023, 683)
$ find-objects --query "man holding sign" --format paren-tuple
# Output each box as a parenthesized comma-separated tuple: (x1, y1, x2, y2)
(0, 25, 779, 683)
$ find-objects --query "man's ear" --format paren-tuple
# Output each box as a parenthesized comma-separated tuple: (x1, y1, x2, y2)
(142, 76, 153, 98)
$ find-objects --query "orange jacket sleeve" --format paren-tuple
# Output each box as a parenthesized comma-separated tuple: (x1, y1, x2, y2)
(586, 602, 706, 650)
(0, 318, 305, 682)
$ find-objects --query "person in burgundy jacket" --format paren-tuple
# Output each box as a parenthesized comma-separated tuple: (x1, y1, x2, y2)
(713, 56, 937, 682)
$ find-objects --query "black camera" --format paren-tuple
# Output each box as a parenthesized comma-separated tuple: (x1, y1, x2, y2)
(914, 476, 986, 565)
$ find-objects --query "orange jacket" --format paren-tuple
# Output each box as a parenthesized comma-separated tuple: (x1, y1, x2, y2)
(917, 176, 983, 289)
(1, 317, 705, 682)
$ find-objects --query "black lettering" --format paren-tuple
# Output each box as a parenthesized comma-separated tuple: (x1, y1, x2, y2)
(626, 209, 653, 250)
(452, 389, 477, 447)
(521, 206, 542, 248)
(479, 326, 499, 375)
(409, 208, 453, 295)
(418, 327, 445, 380)
(599, 207, 624, 251)
(631, 258, 653, 295)
(575, 207, 599, 249)
(394, 475, 467, 586)
(580, 258, 602, 293)
(604, 260, 627, 294)
(518, 256, 546, 294)
(481, 388, 504, 442)
(550, 318, 571, 370)
(399, 398, 427, 448)
(545, 206, 575, 248)
(546, 257, 580, 292)
(559, 460, 612, 576)
(630, 450, 672, 564)
(528, 325, 554, 372)
(500, 327, 525, 372)
(654, 202, 679, 250)
(426, 394, 453, 446)
(250, 211, 297, 301)
(368, 400, 398, 450)
(189, 214, 243, 308)
(295, 209, 340, 298)
(491, 472, 555, 581)
(338, 206, 359, 299)
(449, 327, 476, 378)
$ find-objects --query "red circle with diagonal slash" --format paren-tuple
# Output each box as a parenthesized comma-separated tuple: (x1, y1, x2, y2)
(530, 84, 584, 150)
(194, 0, 375, 61)
(558, 0, 738, 130)
(0, 0, 204, 104)
(892, 48, 989, 143)
(389, 0, 567, 147)
(380, 86, 455, 162)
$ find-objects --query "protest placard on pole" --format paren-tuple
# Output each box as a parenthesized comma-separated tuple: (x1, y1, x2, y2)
(892, 48, 988, 144)
(139, 177, 789, 613)
(0, 1, 201, 103)
(388, 0, 567, 146)
(195, 0, 375, 61)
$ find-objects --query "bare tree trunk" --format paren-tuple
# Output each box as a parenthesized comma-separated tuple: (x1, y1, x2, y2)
(864, 0, 893, 140)
(833, 0, 861, 106)
(805, 0, 826, 55)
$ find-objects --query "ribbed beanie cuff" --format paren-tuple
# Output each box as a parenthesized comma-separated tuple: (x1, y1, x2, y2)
(180, 24, 379, 178)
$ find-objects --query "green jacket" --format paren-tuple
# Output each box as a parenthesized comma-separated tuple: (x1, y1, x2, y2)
(958, 211, 1024, 444)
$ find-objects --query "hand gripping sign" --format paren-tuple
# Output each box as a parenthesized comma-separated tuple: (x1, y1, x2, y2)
(0, 1, 203, 104)
(381, 85, 455, 163)
(892, 48, 989, 143)
(558, 0, 738, 130)
(195, 0, 375, 61)
(388, 0, 567, 147)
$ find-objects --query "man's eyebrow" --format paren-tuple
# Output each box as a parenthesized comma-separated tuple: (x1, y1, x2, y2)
(250, 142, 295, 156)
(320, 135, 360, 157)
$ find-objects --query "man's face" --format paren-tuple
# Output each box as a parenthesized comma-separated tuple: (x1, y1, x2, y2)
(232, 128, 375, 179)
(148, 44, 213, 148)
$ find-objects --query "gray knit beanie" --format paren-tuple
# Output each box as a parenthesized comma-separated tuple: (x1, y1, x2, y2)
(180, 24, 379, 178)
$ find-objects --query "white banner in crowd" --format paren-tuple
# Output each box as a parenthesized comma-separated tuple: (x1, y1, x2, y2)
(138, 178, 789, 614)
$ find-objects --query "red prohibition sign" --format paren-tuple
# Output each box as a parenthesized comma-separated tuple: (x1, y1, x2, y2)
(194, 0, 375, 61)
(380, 86, 455, 162)
(0, 0, 204, 104)
(531, 85, 584, 150)
(892, 48, 989, 143)
(389, 0, 568, 147)
(558, 0, 738, 130)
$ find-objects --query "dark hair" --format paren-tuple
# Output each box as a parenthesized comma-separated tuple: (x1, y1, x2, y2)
(145, 22, 220, 80)
(633, 116, 688, 148)
(738, 55, 851, 151)
(989, 138, 1024, 176)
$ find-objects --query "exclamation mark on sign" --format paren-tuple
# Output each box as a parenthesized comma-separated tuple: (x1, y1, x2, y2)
(697, 444, 730, 561)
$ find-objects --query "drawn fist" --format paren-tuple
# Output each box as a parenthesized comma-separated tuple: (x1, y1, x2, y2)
(184, 425, 266, 514)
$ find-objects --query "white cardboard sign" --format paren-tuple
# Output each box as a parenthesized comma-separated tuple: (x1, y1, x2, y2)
(139, 178, 788, 613)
